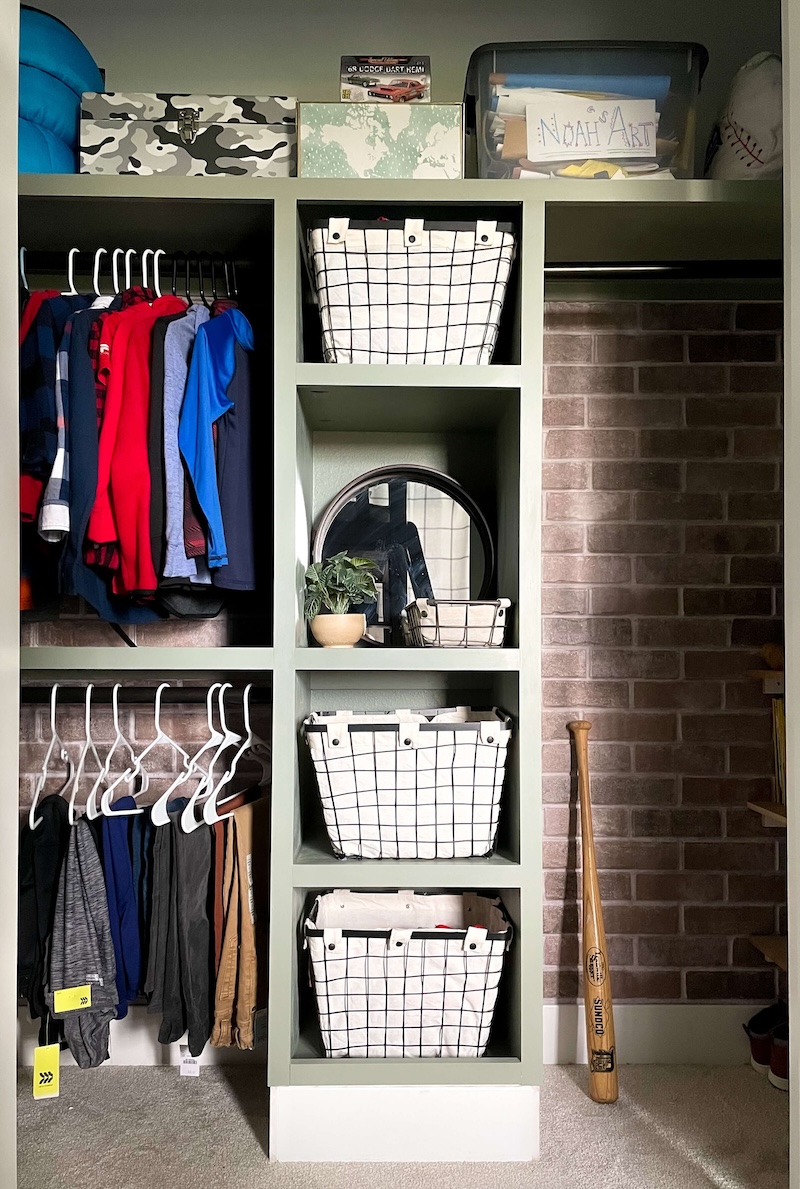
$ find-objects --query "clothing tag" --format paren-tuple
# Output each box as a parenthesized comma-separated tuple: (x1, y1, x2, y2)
(33, 1045, 60, 1099)
(246, 853, 255, 924)
(179, 1045, 200, 1077)
(53, 984, 91, 1013)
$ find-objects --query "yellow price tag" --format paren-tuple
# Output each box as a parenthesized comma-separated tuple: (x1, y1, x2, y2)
(33, 1045, 60, 1100)
(53, 984, 91, 1013)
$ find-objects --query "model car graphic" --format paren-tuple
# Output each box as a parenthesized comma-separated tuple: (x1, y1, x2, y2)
(367, 78, 427, 102)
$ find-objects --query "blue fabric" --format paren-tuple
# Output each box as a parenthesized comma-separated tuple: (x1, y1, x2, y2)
(101, 796, 141, 1019)
(213, 341, 256, 590)
(19, 7, 103, 173)
(178, 309, 255, 569)
(19, 116, 77, 173)
(60, 306, 162, 624)
(20, 8, 104, 97)
(19, 64, 81, 144)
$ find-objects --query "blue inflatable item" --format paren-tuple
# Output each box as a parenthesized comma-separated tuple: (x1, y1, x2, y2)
(19, 6, 104, 173)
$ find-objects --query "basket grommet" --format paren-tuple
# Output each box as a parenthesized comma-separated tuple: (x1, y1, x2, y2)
(480, 234, 488, 242)
(469, 942, 477, 950)
(408, 235, 416, 243)
(332, 738, 340, 746)
(395, 940, 403, 947)
(332, 232, 340, 240)
(487, 736, 494, 744)
(404, 738, 412, 747)
(328, 943, 336, 950)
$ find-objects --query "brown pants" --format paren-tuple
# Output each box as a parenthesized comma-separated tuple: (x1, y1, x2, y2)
(211, 799, 268, 1049)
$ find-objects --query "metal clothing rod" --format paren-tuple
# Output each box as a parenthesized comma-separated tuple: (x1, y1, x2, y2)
(544, 259, 781, 279)
(20, 686, 273, 705)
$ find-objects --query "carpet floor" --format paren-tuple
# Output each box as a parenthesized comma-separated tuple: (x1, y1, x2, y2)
(17, 1064, 788, 1189)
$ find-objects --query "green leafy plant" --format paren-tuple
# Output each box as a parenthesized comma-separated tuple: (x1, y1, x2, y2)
(303, 552, 379, 620)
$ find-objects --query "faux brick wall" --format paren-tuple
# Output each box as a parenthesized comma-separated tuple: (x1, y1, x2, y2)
(543, 301, 784, 1004)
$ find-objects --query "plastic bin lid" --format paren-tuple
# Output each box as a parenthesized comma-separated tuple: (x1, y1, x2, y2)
(464, 39, 709, 99)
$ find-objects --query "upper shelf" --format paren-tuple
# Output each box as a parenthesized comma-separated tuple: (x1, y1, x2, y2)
(18, 174, 782, 206)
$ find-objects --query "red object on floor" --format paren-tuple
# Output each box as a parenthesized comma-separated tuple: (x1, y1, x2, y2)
(769, 1023, 789, 1092)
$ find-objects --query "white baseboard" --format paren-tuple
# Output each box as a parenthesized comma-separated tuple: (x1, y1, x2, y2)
(16, 1005, 265, 1067)
(543, 1003, 758, 1066)
(19, 1003, 758, 1070)
(270, 1085, 539, 1162)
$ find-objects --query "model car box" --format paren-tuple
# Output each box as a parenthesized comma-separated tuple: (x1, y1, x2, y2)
(80, 93, 297, 176)
(298, 102, 463, 179)
(340, 56, 431, 103)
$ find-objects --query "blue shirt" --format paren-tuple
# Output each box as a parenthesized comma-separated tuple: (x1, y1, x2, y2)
(178, 308, 254, 568)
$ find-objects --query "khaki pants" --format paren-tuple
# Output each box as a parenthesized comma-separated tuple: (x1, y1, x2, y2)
(211, 800, 268, 1049)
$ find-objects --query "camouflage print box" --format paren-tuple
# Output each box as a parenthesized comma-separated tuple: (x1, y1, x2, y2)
(80, 93, 296, 177)
(298, 102, 463, 179)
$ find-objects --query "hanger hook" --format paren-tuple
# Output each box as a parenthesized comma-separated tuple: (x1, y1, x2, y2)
(153, 249, 165, 298)
(50, 683, 59, 735)
(19, 246, 29, 293)
(242, 684, 253, 735)
(84, 683, 94, 734)
(124, 249, 136, 290)
(142, 248, 154, 290)
(61, 248, 79, 297)
(111, 683, 122, 733)
(217, 682, 233, 734)
(92, 248, 107, 297)
(153, 682, 169, 735)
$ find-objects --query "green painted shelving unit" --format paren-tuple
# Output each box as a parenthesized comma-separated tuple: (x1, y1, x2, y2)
(18, 173, 782, 1093)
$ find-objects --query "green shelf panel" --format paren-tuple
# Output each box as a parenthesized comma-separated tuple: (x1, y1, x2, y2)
(297, 363, 524, 392)
(20, 647, 275, 674)
(287, 1055, 524, 1087)
(293, 847, 525, 887)
(294, 648, 521, 673)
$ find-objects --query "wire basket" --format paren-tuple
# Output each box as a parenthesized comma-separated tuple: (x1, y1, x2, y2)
(303, 707, 512, 859)
(402, 597, 511, 648)
(306, 217, 516, 364)
(305, 890, 512, 1058)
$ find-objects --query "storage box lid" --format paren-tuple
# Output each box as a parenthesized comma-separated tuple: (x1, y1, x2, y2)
(81, 92, 296, 125)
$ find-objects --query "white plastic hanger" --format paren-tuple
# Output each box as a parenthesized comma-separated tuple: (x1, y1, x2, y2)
(99, 682, 187, 816)
(181, 683, 241, 833)
(141, 248, 154, 290)
(19, 246, 29, 293)
(153, 249, 166, 297)
(111, 247, 124, 294)
(61, 248, 79, 296)
(124, 248, 137, 290)
(150, 683, 222, 827)
(67, 684, 104, 826)
(92, 248, 108, 297)
(85, 684, 135, 820)
(28, 685, 75, 831)
(204, 684, 271, 824)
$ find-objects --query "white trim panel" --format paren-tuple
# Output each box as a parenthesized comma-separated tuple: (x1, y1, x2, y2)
(269, 1084, 539, 1162)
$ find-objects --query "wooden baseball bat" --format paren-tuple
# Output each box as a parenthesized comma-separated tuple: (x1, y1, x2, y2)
(567, 719, 618, 1104)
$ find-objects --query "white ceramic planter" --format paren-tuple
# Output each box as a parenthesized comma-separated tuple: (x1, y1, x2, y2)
(310, 613, 365, 648)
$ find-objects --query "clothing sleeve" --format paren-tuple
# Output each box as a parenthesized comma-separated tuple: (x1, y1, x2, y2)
(178, 325, 233, 568)
(38, 333, 72, 541)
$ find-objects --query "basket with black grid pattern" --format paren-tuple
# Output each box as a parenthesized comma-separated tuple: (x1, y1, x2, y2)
(307, 217, 516, 364)
(402, 597, 511, 648)
(305, 890, 512, 1058)
(303, 707, 511, 860)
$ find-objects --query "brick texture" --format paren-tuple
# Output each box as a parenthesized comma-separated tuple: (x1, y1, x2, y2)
(543, 301, 784, 1004)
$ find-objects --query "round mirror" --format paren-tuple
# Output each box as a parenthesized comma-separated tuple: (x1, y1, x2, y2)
(312, 465, 495, 645)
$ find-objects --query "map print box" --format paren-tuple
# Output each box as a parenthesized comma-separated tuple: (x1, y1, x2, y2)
(298, 102, 463, 179)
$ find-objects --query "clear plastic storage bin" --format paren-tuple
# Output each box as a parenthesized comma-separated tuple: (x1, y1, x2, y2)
(465, 41, 708, 181)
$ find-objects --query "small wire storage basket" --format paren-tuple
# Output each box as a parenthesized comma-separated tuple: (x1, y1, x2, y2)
(303, 707, 512, 859)
(401, 597, 511, 648)
(306, 216, 517, 364)
(305, 890, 512, 1058)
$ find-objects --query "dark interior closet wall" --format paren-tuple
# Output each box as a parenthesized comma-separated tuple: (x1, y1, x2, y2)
(542, 300, 784, 1003)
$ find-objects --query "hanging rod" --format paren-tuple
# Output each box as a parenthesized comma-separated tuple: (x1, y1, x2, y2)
(544, 259, 781, 279)
(20, 685, 273, 705)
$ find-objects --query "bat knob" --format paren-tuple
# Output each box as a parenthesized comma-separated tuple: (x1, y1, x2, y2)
(567, 720, 592, 733)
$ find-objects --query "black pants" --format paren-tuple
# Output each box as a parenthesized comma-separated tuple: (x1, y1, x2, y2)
(145, 799, 213, 1057)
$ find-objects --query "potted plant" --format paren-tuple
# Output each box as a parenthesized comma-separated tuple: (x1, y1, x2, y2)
(303, 552, 379, 648)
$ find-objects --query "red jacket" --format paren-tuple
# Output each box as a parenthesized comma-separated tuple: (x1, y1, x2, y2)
(88, 296, 186, 594)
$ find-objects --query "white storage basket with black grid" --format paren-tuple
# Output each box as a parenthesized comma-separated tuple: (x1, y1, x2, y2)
(305, 891, 512, 1058)
(306, 217, 516, 364)
(304, 707, 512, 859)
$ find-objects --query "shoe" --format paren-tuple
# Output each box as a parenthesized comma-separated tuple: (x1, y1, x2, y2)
(768, 1023, 789, 1092)
(744, 1002, 787, 1074)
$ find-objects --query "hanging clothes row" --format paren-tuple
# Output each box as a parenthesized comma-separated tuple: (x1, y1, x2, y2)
(19, 247, 256, 624)
(18, 683, 270, 1067)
